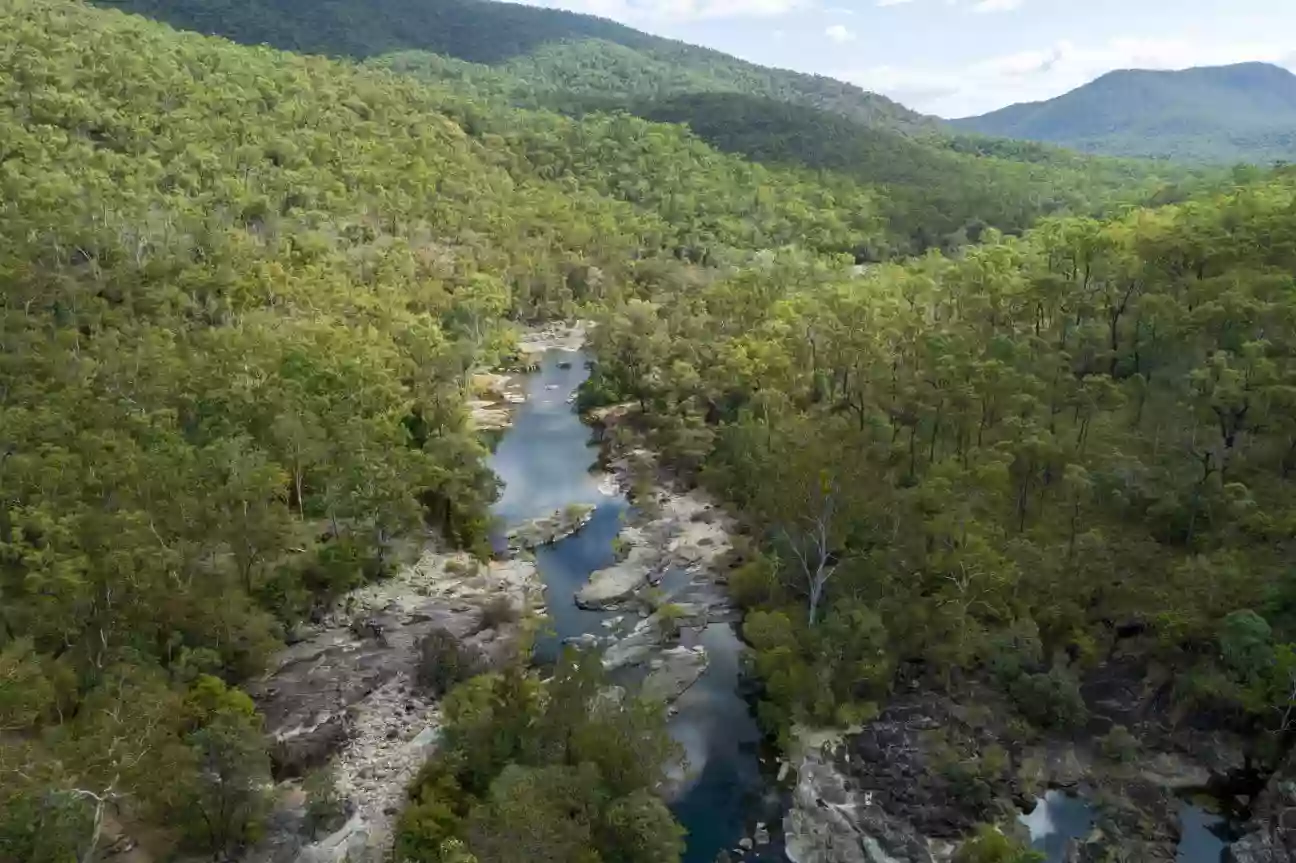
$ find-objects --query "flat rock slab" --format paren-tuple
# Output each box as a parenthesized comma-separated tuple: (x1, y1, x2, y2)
(642, 645, 709, 704)
(506, 504, 595, 552)
(575, 557, 654, 608)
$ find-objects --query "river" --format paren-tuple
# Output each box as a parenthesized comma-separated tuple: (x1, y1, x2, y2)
(488, 348, 777, 863)
(485, 347, 1237, 863)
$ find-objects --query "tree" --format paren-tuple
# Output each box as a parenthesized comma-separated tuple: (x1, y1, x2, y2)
(175, 709, 272, 856)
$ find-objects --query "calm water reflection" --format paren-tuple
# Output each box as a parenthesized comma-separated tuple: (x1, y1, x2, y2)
(487, 349, 770, 863)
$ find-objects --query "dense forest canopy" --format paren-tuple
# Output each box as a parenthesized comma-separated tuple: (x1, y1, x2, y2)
(88, 0, 933, 129)
(952, 62, 1296, 164)
(3, 0, 1296, 861)
(89, 0, 1217, 257)
(581, 172, 1296, 746)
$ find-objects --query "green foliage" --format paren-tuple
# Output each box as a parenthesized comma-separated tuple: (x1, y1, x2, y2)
(175, 709, 272, 854)
(952, 62, 1296, 163)
(651, 603, 686, 642)
(92, 0, 931, 133)
(1008, 668, 1088, 730)
(302, 768, 349, 840)
(0, 782, 94, 863)
(1220, 610, 1276, 684)
(582, 168, 1296, 733)
(417, 630, 484, 697)
(632, 91, 1184, 255)
(1098, 725, 1140, 763)
(953, 825, 1045, 863)
(744, 601, 891, 735)
(396, 651, 683, 863)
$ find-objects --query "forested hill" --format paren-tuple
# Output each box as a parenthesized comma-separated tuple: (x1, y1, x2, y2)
(88, 0, 933, 131)
(0, 0, 891, 854)
(951, 62, 1296, 163)
(6, 0, 1296, 860)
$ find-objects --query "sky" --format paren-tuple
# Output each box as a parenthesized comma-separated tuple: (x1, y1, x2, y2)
(514, 0, 1296, 117)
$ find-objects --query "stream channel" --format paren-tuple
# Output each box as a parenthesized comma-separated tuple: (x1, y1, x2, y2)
(486, 349, 1237, 863)
(488, 349, 781, 863)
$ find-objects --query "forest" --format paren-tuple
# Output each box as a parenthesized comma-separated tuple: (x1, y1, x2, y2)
(1, 0, 1295, 861)
(92, 0, 1214, 256)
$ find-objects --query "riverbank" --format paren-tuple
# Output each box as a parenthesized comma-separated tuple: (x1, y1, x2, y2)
(242, 550, 544, 863)
(777, 684, 1252, 863)
(468, 321, 588, 431)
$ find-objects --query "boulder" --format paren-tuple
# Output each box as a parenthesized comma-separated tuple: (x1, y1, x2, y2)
(576, 558, 653, 609)
(784, 747, 935, 863)
(642, 645, 709, 704)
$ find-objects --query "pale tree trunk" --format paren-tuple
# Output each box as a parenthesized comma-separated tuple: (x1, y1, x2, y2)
(782, 483, 838, 627)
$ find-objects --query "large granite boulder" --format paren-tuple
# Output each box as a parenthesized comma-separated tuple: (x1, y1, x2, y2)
(784, 745, 935, 863)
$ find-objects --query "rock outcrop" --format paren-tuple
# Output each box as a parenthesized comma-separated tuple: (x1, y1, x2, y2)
(784, 744, 935, 863)
(243, 550, 543, 863)
(575, 453, 734, 611)
(642, 645, 710, 705)
(508, 504, 596, 551)
(1229, 748, 1296, 863)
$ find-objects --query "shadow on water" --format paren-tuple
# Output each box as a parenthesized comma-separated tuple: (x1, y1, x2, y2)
(487, 348, 778, 863)
(670, 624, 772, 863)
(1175, 801, 1233, 863)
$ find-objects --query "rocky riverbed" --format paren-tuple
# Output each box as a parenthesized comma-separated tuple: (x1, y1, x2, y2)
(241, 325, 756, 863)
(468, 321, 588, 431)
(242, 551, 544, 863)
(777, 679, 1260, 863)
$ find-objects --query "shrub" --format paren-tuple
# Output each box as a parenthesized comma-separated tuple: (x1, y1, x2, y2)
(953, 825, 1043, 863)
(654, 604, 688, 642)
(1009, 666, 1087, 730)
(417, 630, 483, 697)
(302, 768, 348, 839)
(479, 595, 519, 631)
(1098, 725, 1139, 762)
(727, 557, 780, 609)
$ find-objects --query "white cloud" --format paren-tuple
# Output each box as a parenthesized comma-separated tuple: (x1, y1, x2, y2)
(825, 24, 856, 43)
(875, 0, 915, 6)
(527, 0, 806, 21)
(844, 35, 1296, 117)
(972, 0, 1023, 12)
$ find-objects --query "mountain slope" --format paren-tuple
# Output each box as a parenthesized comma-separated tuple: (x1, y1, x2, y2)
(90, 0, 935, 132)
(92, 0, 1213, 253)
(951, 62, 1296, 163)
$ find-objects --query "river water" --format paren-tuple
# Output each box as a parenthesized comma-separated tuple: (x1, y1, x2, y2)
(488, 348, 772, 863)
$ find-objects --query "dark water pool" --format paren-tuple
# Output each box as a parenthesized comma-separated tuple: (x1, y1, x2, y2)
(487, 348, 768, 863)
(1021, 791, 1233, 862)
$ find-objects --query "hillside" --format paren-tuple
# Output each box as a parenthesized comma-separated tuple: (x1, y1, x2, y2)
(89, 0, 935, 132)
(951, 62, 1296, 163)
(369, 53, 1196, 254)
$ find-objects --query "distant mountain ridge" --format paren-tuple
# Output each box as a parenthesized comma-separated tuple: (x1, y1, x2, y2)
(91, 0, 936, 132)
(950, 62, 1296, 163)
